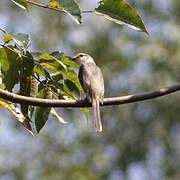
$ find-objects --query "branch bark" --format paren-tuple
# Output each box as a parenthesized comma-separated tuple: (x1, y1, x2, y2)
(0, 83, 180, 108)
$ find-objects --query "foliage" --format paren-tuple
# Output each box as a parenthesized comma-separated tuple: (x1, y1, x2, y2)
(0, 32, 81, 132)
(0, 0, 148, 133)
(11, 0, 148, 33)
(0, 0, 180, 179)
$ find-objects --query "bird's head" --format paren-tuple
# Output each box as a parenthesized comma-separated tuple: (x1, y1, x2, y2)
(69, 53, 95, 65)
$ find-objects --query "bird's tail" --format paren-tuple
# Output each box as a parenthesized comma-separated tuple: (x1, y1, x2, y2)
(92, 98, 102, 132)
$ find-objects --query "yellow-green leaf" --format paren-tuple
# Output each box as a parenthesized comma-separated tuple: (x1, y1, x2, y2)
(81, 107, 90, 120)
(39, 53, 67, 70)
(0, 47, 20, 91)
(11, 0, 28, 10)
(48, 0, 63, 9)
(3, 34, 13, 43)
(0, 99, 34, 135)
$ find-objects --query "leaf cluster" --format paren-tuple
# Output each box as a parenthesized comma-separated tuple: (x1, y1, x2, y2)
(11, 0, 148, 33)
(0, 0, 148, 133)
(0, 32, 83, 133)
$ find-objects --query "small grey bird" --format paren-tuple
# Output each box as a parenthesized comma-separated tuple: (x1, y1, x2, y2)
(70, 53, 104, 132)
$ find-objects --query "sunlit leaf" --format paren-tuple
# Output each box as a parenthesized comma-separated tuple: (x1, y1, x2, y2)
(51, 108, 68, 124)
(62, 56, 79, 68)
(61, 0, 82, 24)
(0, 99, 33, 135)
(3, 33, 13, 43)
(11, 0, 28, 10)
(95, 0, 148, 33)
(13, 33, 30, 51)
(39, 53, 67, 70)
(48, 0, 62, 9)
(81, 107, 90, 120)
(0, 47, 20, 91)
(48, 0, 82, 24)
(0, 98, 14, 111)
(51, 51, 79, 68)
(0, 71, 5, 89)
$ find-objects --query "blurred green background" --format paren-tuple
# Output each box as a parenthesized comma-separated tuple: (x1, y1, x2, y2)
(0, 0, 180, 179)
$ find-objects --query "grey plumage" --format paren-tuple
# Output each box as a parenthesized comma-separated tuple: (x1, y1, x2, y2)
(70, 53, 104, 132)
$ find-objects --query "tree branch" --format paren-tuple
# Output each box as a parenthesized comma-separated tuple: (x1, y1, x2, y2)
(0, 83, 180, 108)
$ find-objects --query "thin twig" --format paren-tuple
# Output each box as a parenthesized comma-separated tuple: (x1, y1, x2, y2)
(27, 0, 65, 13)
(0, 27, 6, 34)
(81, 10, 94, 13)
(26, 0, 93, 14)
(0, 83, 180, 107)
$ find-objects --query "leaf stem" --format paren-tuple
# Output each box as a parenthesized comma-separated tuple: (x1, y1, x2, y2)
(0, 27, 6, 34)
(81, 10, 94, 13)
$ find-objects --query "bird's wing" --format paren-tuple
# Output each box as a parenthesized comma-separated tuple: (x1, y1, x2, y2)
(78, 65, 84, 89)
(78, 65, 91, 100)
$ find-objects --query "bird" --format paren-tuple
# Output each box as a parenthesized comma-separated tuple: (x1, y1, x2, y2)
(70, 53, 104, 132)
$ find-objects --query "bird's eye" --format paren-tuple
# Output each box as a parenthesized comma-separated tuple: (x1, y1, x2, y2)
(79, 54, 83, 57)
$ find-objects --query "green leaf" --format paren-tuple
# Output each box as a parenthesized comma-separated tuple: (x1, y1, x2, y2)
(21, 51, 34, 77)
(95, 0, 148, 33)
(33, 64, 51, 80)
(48, 0, 82, 24)
(35, 88, 52, 133)
(51, 51, 79, 68)
(62, 56, 79, 68)
(50, 51, 64, 59)
(64, 79, 79, 97)
(13, 33, 30, 51)
(19, 51, 34, 121)
(51, 108, 68, 124)
(0, 48, 9, 72)
(0, 47, 20, 91)
(3, 34, 13, 43)
(39, 53, 67, 70)
(0, 98, 15, 112)
(35, 106, 51, 133)
(65, 70, 83, 93)
(11, 0, 28, 10)
(0, 99, 33, 135)
(63, 82, 75, 98)
(61, 0, 82, 24)
(81, 107, 90, 120)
